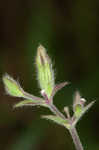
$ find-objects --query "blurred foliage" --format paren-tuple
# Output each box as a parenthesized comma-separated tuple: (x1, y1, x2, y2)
(0, 0, 99, 150)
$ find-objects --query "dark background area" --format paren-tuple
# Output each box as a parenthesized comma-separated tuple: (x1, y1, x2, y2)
(0, 0, 99, 150)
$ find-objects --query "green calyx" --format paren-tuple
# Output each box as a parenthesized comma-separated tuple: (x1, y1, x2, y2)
(74, 104, 83, 118)
(36, 45, 54, 98)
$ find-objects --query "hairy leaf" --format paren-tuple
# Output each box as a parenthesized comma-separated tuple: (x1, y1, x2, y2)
(51, 82, 69, 99)
(42, 115, 70, 129)
(14, 99, 47, 108)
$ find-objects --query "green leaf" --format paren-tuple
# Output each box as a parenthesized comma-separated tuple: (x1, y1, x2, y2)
(42, 115, 70, 129)
(14, 99, 48, 108)
(3, 74, 24, 97)
(50, 82, 69, 99)
(22, 92, 45, 101)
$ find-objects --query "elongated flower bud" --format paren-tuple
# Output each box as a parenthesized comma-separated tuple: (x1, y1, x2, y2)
(36, 45, 54, 98)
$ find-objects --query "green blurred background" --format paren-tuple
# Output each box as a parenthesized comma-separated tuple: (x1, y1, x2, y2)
(0, 0, 99, 150)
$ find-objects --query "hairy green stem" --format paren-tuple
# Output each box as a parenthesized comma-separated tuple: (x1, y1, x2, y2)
(49, 103, 84, 150)
(49, 104, 66, 119)
(69, 127, 84, 150)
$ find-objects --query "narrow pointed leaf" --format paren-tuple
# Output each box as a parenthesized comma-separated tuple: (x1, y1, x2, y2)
(22, 92, 45, 101)
(14, 99, 47, 108)
(51, 82, 69, 99)
(42, 115, 70, 129)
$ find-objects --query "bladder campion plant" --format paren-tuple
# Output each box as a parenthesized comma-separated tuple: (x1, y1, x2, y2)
(3, 45, 95, 150)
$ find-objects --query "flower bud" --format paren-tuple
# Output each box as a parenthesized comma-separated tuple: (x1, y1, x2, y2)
(36, 45, 54, 98)
(2, 74, 24, 97)
(73, 91, 86, 117)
